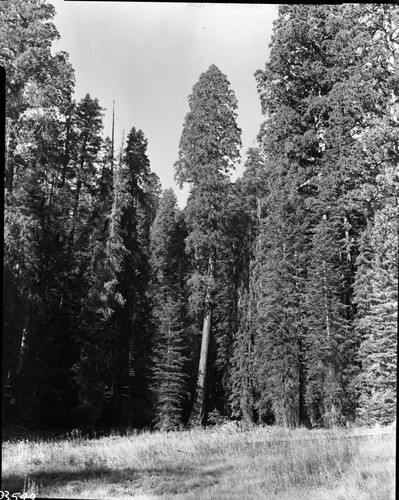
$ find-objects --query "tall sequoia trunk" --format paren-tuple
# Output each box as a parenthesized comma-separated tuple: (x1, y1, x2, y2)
(190, 302, 212, 426)
(189, 254, 214, 426)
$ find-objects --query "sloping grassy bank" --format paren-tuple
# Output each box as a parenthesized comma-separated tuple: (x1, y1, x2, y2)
(2, 424, 395, 499)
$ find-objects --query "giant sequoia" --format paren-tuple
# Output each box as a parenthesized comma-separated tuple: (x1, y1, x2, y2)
(174, 64, 242, 425)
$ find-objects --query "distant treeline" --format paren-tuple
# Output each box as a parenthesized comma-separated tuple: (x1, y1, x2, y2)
(2, 2, 397, 431)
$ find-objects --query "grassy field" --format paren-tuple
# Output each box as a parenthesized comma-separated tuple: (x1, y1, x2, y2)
(2, 423, 396, 500)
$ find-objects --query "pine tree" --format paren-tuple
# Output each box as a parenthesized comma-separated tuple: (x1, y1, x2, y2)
(67, 94, 104, 252)
(303, 216, 352, 427)
(227, 148, 268, 423)
(229, 287, 257, 424)
(174, 64, 241, 425)
(354, 205, 398, 426)
(70, 132, 127, 430)
(202, 186, 244, 419)
(106, 127, 160, 426)
(346, 4, 398, 426)
(251, 188, 309, 429)
(150, 188, 189, 430)
(151, 298, 188, 431)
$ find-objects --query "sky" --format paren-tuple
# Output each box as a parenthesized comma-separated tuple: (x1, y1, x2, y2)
(50, 1, 278, 208)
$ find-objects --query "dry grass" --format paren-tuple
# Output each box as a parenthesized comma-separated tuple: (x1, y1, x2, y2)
(2, 423, 396, 499)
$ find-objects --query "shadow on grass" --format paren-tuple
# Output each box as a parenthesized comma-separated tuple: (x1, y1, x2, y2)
(2, 463, 231, 497)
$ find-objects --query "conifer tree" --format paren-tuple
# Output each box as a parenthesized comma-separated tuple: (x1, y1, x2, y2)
(67, 94, 104, 253)
(1, 0, 75, 197)
(253, 190, 309, 428)
(107, 127, 160, 426)
(174, 64, 241, 425)
(229, 287, 257, 424)
(70, 133, 127, 429)
(354, 205, 398, 426)
(303, 216, 352, 427)
(150, 189, 189, 429)
(253, 3, 398, 428)
(228, 148, 268, 423)
(2, 0, 77, 426)
(353, 4, 398, 426)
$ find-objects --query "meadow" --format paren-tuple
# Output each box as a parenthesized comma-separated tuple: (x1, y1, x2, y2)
(2, 423, 396, 500)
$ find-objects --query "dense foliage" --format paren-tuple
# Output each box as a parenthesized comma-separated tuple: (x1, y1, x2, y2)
(2, 1, 397, 431)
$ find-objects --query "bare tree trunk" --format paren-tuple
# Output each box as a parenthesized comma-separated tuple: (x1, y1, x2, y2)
(189, 254, 214, 427)
(190, 303, 212, 427)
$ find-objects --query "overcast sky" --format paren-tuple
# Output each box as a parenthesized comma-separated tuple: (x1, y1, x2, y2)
(50, 1, 278, 207)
